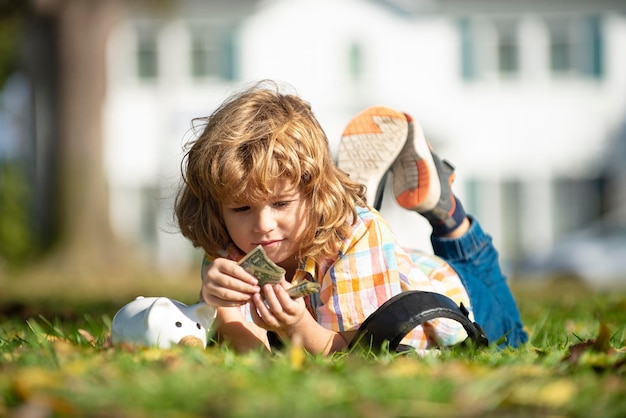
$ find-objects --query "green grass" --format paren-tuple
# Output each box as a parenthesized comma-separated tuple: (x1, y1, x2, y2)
(1, 277, 625, 418)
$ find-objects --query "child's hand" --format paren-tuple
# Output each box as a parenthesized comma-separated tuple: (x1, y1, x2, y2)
(250, 280, 308, 332)
(200, 258, 261, 307)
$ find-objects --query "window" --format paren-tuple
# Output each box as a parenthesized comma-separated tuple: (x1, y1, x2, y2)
(501, 179, 523, 257)
(546, 15, 603, 79)
(495, 19, 519, 75)
(458, 17, 519, 81)
(459, 18, 475, 81)
(348, 42, 364, 81)
(547, 18, 571, 73)
(460, 15, 603, 81)
(136, 25, 158, 80)
(189, 23, 238, 81)
(584, 16, 603, 78)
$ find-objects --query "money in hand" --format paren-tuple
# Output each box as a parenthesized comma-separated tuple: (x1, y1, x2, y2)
(238, 245, 285, 287)
(238, 245, 320, 299)
(286, 281, 320, 299)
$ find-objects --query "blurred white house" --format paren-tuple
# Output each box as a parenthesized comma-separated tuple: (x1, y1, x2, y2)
(102, 0, 626, 276)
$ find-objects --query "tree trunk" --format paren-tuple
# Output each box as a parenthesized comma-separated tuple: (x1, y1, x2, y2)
(37, 0, 135, 277)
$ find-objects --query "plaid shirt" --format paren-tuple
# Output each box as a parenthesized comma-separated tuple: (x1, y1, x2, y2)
(202, 206, 471, 350)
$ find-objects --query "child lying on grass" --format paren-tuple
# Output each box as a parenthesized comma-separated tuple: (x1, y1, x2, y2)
(175, 81, 527, 354)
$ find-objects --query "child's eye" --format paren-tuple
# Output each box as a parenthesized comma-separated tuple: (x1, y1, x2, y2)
(231, 206, 250, 213)
(273, 201, 291, 208)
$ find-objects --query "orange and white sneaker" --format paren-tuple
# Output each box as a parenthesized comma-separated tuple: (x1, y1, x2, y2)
(391, 115, 461, 231)
(337, 106, 408, 209)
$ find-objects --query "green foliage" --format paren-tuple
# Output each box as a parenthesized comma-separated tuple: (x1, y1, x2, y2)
(1, 286, 625, 417)
(0, 163, 34, 267)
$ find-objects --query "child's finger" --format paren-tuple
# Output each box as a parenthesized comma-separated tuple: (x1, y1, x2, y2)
(260, 284, 285, 314)
(200, 273, 259, 306)
(200, 284, 253, 307)
(233, 265, 262, 285)
(272, 284, 304, 315)
(250, 293, 278, 329)
(209, 258, 259, 286)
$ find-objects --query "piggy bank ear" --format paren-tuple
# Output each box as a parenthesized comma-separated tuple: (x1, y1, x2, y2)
(145, 297, 178, 329)
(193, 302, 217, 330)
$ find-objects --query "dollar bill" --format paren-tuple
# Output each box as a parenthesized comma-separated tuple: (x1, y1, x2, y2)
(238, 245, 285, 287)
(238, 245, 285, 275)
(248, 266, 284, 287)
(286, 281, 320, 299)
(238, 245, 320, 299)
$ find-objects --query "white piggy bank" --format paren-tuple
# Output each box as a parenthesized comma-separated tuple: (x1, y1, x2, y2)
(111, 296, 216, 348)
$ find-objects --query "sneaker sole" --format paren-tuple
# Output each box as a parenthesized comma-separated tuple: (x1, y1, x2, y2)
(392, 115, 441, 211)
(337, 107, 409, 206)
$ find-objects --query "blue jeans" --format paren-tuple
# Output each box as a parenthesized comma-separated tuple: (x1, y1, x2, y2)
(431, 216, 528, 347)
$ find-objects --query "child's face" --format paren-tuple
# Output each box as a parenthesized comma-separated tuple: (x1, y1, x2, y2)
(221, 179, 310, 273)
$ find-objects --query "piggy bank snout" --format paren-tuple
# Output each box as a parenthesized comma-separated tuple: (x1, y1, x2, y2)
(178, 335, 205, 347)
(147, 298, 209, 346)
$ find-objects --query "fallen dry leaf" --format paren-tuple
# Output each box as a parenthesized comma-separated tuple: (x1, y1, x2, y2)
(563, 322, 623, 371)
(77, 329, 96, 346)
(506, 378, 578, 409)
(289, 333, 305, 370)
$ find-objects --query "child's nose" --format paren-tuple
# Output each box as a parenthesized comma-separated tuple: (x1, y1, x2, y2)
(253, 207, 276, 232)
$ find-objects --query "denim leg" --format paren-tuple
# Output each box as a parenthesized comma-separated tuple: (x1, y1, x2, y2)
(431, 216, 528, 347)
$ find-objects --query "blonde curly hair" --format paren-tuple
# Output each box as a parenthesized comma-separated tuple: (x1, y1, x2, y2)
(175, 81, 366, 264)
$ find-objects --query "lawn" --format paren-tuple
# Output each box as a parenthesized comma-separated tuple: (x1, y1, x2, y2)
(1, 271, 625, 418)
